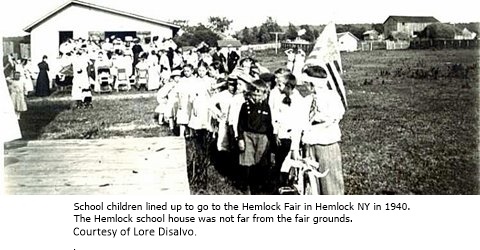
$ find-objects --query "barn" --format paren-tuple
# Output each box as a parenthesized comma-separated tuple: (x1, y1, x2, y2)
(337, 32, 359, 52)
(383, 16, 439, 38)
(23, 0, 180, 64)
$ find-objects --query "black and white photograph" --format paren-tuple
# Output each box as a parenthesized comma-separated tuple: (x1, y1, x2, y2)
(1, 0, 479, 195)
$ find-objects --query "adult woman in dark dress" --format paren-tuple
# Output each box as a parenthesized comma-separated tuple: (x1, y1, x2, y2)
(35, 55, 50, 97)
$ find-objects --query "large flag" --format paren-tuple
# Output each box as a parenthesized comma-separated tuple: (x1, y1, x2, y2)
(0, 33, 22, 143)
(305, 22, 347, 111)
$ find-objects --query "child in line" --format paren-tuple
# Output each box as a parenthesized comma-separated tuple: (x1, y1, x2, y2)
(188, 62, 214, 144)
(237, 79, 273, 194)
(6, 71, 28, 120)
(269, 72, 308, 192)
(156, 69, 182, 126)
(174, 64, 196, 137)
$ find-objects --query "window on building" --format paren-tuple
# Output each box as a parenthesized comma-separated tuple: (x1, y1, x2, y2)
(59, 31, 73, 45)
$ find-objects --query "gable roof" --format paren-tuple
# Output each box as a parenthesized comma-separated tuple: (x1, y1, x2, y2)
(23, 0, 180, 33)
(217, 39, 242, 48)
(363, 30, 379, 35)
(384, 16, 439, 24)
(337, 32, 359, 41)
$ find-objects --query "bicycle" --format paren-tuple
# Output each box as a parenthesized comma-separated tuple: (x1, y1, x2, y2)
(278, 156, 329, 195)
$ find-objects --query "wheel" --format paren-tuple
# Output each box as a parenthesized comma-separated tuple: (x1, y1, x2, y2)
(304, 170, 321, 195)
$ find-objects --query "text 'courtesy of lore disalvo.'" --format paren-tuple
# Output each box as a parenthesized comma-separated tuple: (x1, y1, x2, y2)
(72, 201, 412, 237)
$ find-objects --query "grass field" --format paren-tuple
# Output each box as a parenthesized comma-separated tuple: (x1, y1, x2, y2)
(13, 48, 479, 195)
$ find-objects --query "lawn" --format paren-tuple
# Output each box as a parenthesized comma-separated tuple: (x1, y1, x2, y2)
(13, 48, 480, 195)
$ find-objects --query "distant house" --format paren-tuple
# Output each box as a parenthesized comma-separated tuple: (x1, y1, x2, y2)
(337, 32, 359, 52)
(23, 0, 180, 64)
(363, 30, 380, 41)
(217, 39, 242, 48)
(383, 16, 439, 38)
(454, 28, 477, 40)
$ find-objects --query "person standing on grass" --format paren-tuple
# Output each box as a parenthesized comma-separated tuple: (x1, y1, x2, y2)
(285, 48, 296, 72)
(6, 71, 28, 120)
(237, 79, 274, 194)
(269, 72, 307, 193)
(292, 48, 306, 78)
(210, 75, 240, 153)
(173, 64, 196, 137)
(147, 50, 161, 91)
(188, 62, 215, 145)
(300, 65, 346, 195)
(158, 47, 171, 84)
(131, 38, 144, 77)
(71, 50, 90, 108)
(35, 55, 50, 97)
(156, 69, 182, 126)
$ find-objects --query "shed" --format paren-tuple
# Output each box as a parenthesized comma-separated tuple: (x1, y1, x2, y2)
(337, 32, 359, 52)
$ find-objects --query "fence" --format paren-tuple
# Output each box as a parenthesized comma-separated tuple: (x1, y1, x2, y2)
(386, 41, 410, 50)
(359, 41, 386, 51)
(410, 39, 479, 49)
(239, 43, 279, 51)
(280, 42, 315, 53)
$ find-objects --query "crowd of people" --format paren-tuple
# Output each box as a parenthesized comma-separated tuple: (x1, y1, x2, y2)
(153, 44, 345, 195)
(3, 35, 345, 195)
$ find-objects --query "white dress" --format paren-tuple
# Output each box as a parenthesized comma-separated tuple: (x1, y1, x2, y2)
(147, 55, 161, 90)
(188, 76, 214, 131)
(72, 56, 89, 101)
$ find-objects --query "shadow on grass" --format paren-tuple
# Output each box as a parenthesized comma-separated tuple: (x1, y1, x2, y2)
(18, 100, 71, 140)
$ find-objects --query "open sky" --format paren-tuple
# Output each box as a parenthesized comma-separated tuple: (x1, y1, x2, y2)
(0, 0, 478, 36)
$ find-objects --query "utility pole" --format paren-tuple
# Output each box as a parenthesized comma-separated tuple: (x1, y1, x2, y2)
(270, 32, 285, 54)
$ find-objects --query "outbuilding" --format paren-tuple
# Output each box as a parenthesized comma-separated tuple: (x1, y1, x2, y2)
(337, 32, 359, 52)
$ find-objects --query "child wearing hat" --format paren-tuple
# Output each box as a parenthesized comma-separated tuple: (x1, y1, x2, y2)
(300, 65, 346, 195)
(237, 79, 273, 194)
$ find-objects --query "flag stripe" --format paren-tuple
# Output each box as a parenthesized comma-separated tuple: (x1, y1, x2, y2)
(326, 63, 347, 110)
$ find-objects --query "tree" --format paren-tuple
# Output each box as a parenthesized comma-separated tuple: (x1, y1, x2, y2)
(285, 23, 298, 40)
(173, 23, 221, 47)
(256, 17, 283, 43)
(299, 24, 317, 42)
(239, 27, 256, 45)
(372, 23, 384, 34)
(208, 16, 233, 33)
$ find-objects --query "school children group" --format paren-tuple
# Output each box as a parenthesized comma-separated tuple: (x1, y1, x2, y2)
(154, 50, 346, 195)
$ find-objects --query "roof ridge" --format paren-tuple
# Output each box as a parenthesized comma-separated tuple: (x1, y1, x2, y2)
(24, 0, 179, 32)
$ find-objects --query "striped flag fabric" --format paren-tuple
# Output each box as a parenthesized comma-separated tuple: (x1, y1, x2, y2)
(304, 22, 347, 111)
